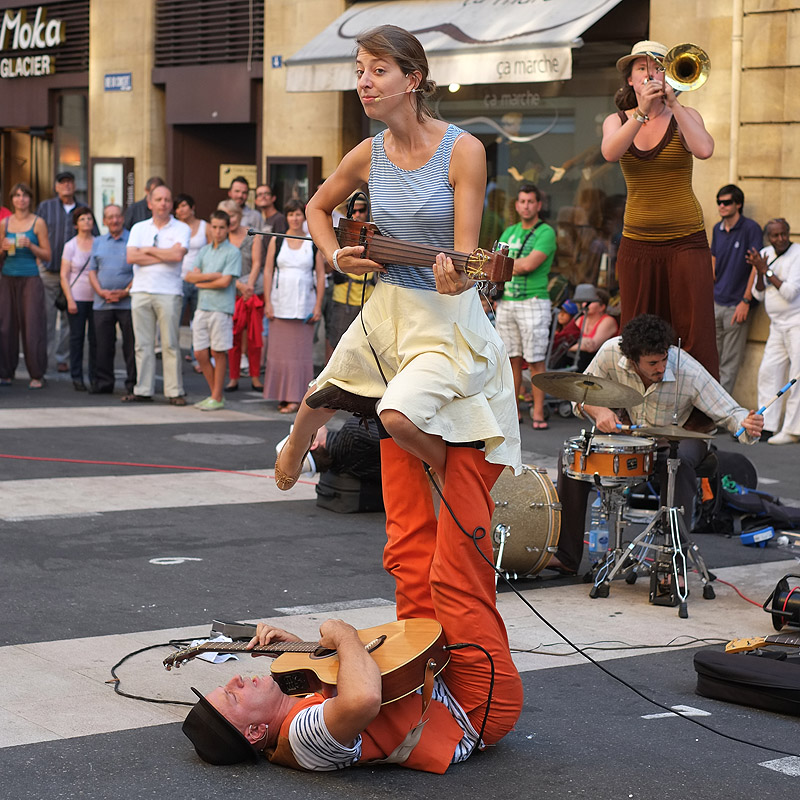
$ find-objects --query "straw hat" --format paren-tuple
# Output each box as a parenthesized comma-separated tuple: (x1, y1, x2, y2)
(616, 40, 668, 72)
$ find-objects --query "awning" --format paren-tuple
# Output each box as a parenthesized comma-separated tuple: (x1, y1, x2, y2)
(286, 0, 624, 92)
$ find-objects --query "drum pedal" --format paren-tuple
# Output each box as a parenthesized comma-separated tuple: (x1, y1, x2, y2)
(648, 560, 685, 607)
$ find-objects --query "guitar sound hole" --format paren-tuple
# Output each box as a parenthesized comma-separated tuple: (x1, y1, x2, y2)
(310, 647, 337, 660)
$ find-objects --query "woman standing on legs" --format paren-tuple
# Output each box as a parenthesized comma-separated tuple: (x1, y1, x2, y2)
(218, 200, 265, 392)
(0, 183, 50, 388)
(60, 206, 98, 391)
(262, 199, 324, 413)
(601, 40, 718, 379)
(273, 25, 523, 752)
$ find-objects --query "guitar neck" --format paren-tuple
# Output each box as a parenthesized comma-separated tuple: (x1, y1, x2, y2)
(369, 235, 469, 272)
(725, 632, 800, 653)
(333, 218, 511, 282)
(192, 640, 321, 658)
(765, 632, 800, 649)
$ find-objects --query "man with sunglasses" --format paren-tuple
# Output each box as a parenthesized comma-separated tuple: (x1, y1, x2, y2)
(710, 184, 763, 394)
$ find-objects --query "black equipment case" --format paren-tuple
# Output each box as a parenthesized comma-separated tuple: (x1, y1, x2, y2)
(694, 648, 800, 716)
(315, 471, 384, 514)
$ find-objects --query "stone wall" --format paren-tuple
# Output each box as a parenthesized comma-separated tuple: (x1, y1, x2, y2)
(88, 0, 165, 199)
(650, 1, 799, 407)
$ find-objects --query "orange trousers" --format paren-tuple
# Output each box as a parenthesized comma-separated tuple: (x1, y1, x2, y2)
(380, 438, 523, 745)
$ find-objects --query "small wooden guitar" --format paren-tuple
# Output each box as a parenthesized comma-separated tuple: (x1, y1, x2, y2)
(725, 631, 800, 653)
(335, 218, 513, 283)
(164, 618, 449, 705)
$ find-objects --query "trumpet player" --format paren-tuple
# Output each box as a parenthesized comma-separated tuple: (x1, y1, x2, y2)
(601, 40, 719, 392)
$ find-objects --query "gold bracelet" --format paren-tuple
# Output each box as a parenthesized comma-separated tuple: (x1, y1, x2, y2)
(632, 108, 649, 124)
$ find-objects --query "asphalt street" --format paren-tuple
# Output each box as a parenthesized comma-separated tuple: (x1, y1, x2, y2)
(1, 356, 799, 799)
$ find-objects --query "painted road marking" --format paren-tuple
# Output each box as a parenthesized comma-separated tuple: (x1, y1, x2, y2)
(0, 405, 261, 430)
(0, 469, 318, 520)
(641, 704, 711, 719)
(275, 598, 396, 615)
(172, 432, 265, 445)
(760, 757, 800, 776)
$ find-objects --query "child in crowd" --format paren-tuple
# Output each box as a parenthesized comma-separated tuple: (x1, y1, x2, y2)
(184, 210, 241, 410)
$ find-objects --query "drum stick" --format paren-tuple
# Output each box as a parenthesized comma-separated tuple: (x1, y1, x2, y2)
(734, 377, 798, 438)
(672, 338, 681, 427)
(616, 423, 644, 431)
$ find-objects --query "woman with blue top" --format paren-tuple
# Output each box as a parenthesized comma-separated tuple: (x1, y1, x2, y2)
(271, 25, 523, 757)
(0, 182, 51, 388)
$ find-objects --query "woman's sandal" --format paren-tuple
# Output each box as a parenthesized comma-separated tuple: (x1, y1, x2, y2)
(274, 434, 315, 491)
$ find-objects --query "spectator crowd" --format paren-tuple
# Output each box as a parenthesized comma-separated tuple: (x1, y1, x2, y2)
(0, 161, 797, 443)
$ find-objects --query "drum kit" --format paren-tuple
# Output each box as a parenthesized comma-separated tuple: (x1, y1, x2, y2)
(490, 372, 716, 618)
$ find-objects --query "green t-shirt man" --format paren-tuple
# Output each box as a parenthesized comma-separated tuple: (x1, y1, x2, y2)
(500, 220, 556, 301)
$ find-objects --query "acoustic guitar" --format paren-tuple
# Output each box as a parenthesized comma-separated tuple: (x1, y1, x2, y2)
(164, 618, 449, 705)
(725, 631, 800, 653)
(334, 218, 513, 283)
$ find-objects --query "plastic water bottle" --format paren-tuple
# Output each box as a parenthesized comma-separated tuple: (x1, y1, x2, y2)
(587, 495, 609, 563)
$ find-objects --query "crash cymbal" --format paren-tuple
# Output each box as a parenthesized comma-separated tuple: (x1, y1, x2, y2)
(633, 424, 714, 440)
(531, 371, 644, 408)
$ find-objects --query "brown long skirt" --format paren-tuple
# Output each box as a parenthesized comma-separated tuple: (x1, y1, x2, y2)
(0, 274, 48, 380)
(616, 231, 720, 379)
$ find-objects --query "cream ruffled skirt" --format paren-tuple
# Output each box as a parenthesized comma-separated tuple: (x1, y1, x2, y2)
(314, 280, 521, 472)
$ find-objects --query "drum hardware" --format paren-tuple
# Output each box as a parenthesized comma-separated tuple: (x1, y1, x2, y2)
(672, 339, 682, 426)
(490, 465, 561, 582)
(531, 372, 644, 410)
(564, 433, 656, 487)
(588, 438, 716, 618)
(631, 424, 714, 441)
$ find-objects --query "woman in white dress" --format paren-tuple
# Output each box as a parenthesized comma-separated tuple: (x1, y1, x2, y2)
(262, 198, 324, 413)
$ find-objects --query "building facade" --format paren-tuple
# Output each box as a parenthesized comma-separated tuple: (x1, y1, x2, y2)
(1, 0, 796, 404)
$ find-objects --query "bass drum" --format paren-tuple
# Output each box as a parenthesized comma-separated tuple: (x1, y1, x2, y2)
(490, 464, 561, 577)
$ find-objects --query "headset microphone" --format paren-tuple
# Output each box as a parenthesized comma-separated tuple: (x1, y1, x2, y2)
(374, 88, 421, 102)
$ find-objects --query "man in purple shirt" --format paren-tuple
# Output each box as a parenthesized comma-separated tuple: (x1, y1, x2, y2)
(710, 184, 763, 394)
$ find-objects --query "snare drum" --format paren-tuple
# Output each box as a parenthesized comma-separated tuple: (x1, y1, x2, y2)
(491, 465, 561, 577)
(563, 434, 656, 486)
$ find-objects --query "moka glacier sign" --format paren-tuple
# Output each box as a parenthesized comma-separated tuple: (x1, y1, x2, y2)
(0, 7, 65, 78)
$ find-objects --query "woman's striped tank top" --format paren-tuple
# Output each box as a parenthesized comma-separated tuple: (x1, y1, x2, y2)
(368, 124, 461, 291)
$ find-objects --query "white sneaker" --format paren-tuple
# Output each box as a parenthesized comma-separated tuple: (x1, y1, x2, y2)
(767, 431, 799, 445)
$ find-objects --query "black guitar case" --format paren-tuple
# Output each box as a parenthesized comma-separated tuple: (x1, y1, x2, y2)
(694, 648, 800, 716)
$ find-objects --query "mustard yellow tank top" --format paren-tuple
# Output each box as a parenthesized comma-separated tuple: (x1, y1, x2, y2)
(619, 112, 705, 241)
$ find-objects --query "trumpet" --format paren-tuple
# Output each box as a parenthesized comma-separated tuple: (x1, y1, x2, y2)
(656, 43, 710, 93)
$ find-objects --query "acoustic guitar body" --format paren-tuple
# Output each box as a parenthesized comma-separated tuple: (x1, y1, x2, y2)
(270, 618, 449, 705)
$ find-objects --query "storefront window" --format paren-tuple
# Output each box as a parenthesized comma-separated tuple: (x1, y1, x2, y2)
(369, 77, 627, 291)
(54, 91, 88, 202)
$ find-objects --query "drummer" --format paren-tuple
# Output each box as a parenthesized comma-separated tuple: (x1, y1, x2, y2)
(550, 313, 763, 575)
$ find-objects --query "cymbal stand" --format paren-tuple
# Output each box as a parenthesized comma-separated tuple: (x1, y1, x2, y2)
(588, 439, 715, 618)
